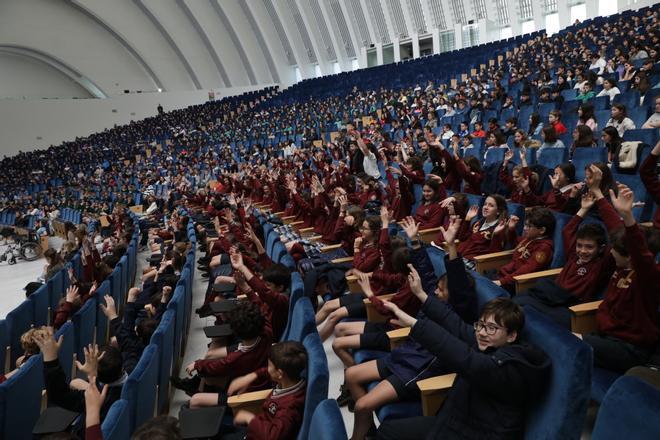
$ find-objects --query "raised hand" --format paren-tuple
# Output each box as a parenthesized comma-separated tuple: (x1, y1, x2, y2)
(383, 301, 417, 328)
(440, 216, 462, 244)
(507, 215, 520, 231)
(569, 182, 585, 198)
(380, 205, 390, 226)
(503, 149, 514, 163)
(610, 183, 634, 218)
(353, 236, 363, 250)
(519, 175, 530, 192)
(401, 216, 420, 240)
(493, 220, 507, 235)
(440, 196, 456, 209)
(75, 344, 105, 379)
(84, 376, 108, 428)
(585, 164, 603, 191)
(406, 264, 426, 301)
(580, 191, 596, 211)
(65, 285, 80, 303)
(465, 205, 479, 222)
(230, 249, 244, 270)
(100, 294, 118, 320)
(32, 326, 62, 362)
(550, 172, 560, 189)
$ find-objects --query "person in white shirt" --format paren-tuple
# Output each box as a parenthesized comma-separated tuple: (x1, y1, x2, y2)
(596, 78, 621, 102)
(642, 97, 660, 129)
(352, 129, 381, 179)
(606, 103, 636, 137)
(589, 53, 607, 75)
(440, 124, 455, 141)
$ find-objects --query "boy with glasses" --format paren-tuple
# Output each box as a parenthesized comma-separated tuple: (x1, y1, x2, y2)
(377, 293, 550, 439)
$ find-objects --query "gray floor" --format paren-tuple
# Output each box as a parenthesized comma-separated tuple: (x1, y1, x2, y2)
(0, 236, 64, 319)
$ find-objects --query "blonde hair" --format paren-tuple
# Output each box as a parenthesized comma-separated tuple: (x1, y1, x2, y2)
(21, 326, 48, 355)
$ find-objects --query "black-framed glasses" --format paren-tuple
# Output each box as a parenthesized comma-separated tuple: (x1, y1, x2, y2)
(473, 321, 503, 335)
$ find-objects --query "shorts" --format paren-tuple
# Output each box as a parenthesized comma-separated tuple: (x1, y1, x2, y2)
(339, 293, 367, 317)
(376, 359, 422, 401)
(359, 322, 391, 352)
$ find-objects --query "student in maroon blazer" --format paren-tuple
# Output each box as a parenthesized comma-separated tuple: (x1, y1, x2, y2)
(223, 341, 308, 440)
(412, 178, 447, 229)
(456, 194, 508, 270)
(515, 166, 624, 328)
(494, 207, 555, 293)
(576, 183, 660, 373)
(178, 301, 273, 405)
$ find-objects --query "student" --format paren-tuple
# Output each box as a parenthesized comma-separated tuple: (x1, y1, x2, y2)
(33, 329, 125, 431)
(471, 121, 486, 138)
(641, 96, 660, 129)
(576, 81, 596, 103)
(440, 123, 455, 140)
(376, 296, 550, 439)
(596, 78, 621, 102)
(173, 301, 272, 396)
(548, 110, 568, 135)
(570, 125, 596, 156)
(456, 194, 508, 270)
(494, 208, 555, 293)
(601, 126, 623, 163)
(606, 103, 636, 137)
(218, 341, 308, 440)
(522, 163, 576, 211)
(528, 113, 544, 137)
(412, 178, 447, 229)
(500, 147, 537, 204)
(514, 166, 623, 328)
(577, 103, 598, 132)
(575, 184, 660, 373)
(537, 126, 566, 154)
(343, 217, 477, 439)
(501, 117, 518, 139)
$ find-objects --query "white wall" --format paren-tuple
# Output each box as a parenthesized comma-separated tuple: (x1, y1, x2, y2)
(0, 53, 93, 99)
(0, 85, 274, 156)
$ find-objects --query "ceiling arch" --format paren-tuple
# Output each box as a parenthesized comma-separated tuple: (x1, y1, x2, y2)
(0, 0, 640, 97)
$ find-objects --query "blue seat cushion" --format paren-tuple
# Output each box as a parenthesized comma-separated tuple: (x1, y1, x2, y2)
(366, 381, 423, 422)
(591, 367, 621, 403)
(353, 349, 388, 365)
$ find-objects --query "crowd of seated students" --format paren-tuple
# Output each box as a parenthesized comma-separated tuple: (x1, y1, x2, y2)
(0, 6, 658, 440)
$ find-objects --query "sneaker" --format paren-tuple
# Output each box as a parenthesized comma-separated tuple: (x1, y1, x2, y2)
(336, 384, 354, 408)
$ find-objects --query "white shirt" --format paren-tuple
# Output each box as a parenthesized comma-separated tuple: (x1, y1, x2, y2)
(596, 87, 620, 102)
(363, 151, 381, 179)
(606, 117, 636, 137)
(589, 58, 606, 74)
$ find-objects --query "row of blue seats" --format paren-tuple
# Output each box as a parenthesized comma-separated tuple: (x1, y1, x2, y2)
(100, 220, 197, 440)
(253, 209, 332, 440)
(0, 214, 140, 439)
(59, 208, 82, 225)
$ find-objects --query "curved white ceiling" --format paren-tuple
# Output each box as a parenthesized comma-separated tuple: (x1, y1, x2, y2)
(0, 0, 618, 99)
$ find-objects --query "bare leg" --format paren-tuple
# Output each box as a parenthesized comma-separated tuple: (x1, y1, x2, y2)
(344, 361, 382, 440)
(190, 392, 220, 408)
(315, 298, 341, 324)
(334, 321, 366, 338)
(353, 380, 398, 440)
(332, 335, 362, 368)
(318, 306, 349, 341)
(204, 345, 228, 360)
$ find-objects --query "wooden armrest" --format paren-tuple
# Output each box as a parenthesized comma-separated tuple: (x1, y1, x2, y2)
(298, 227, 314, 233)
(640, 222, 653, 228)
(387, 327, 411, 350)
(307, 235, 323, 242)
(418, 227, 442, 244)
(473, 250, 514, 274)
(227, 389, 272, 415)
(4, 346, 10, 374)
(346, 275, 361, 294)
(320, 244, 342, 253)
(281, 215, 297, 224)
(364, 293, 395, 322)
(290, 221, 305, 228)
(513, 267, 562, 295)
(273, 211, 285, 216)
(236, 294, 247, 300)
(331, 256, 354, 264)
(569, 300, 603, 334)
(417, 373, 457, 416)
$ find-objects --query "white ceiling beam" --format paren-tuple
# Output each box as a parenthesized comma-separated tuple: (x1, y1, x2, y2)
(317, 1, 349, 70)
(238, 0, 281, 84)
(210, 0, 256, 85)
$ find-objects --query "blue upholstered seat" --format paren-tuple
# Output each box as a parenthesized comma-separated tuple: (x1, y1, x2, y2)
(0, 354, 45, 440)
(101, 399, 132, 440)
(298, 332, 329, 440)
(309, 399, 348, 440)
(120, 344, 159, 432)
(592, 375, 660, 439)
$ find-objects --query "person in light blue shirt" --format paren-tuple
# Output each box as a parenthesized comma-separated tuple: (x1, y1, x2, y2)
(536, 126, 565, 155)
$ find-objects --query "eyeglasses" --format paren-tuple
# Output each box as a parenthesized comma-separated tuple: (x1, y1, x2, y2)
(473, 321, 503, 335)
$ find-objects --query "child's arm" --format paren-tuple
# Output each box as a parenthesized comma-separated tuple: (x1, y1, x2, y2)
(639, 143, 660, 205)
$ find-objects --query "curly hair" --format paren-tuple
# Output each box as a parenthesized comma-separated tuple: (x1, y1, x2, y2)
(229, 301, 265, 340)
